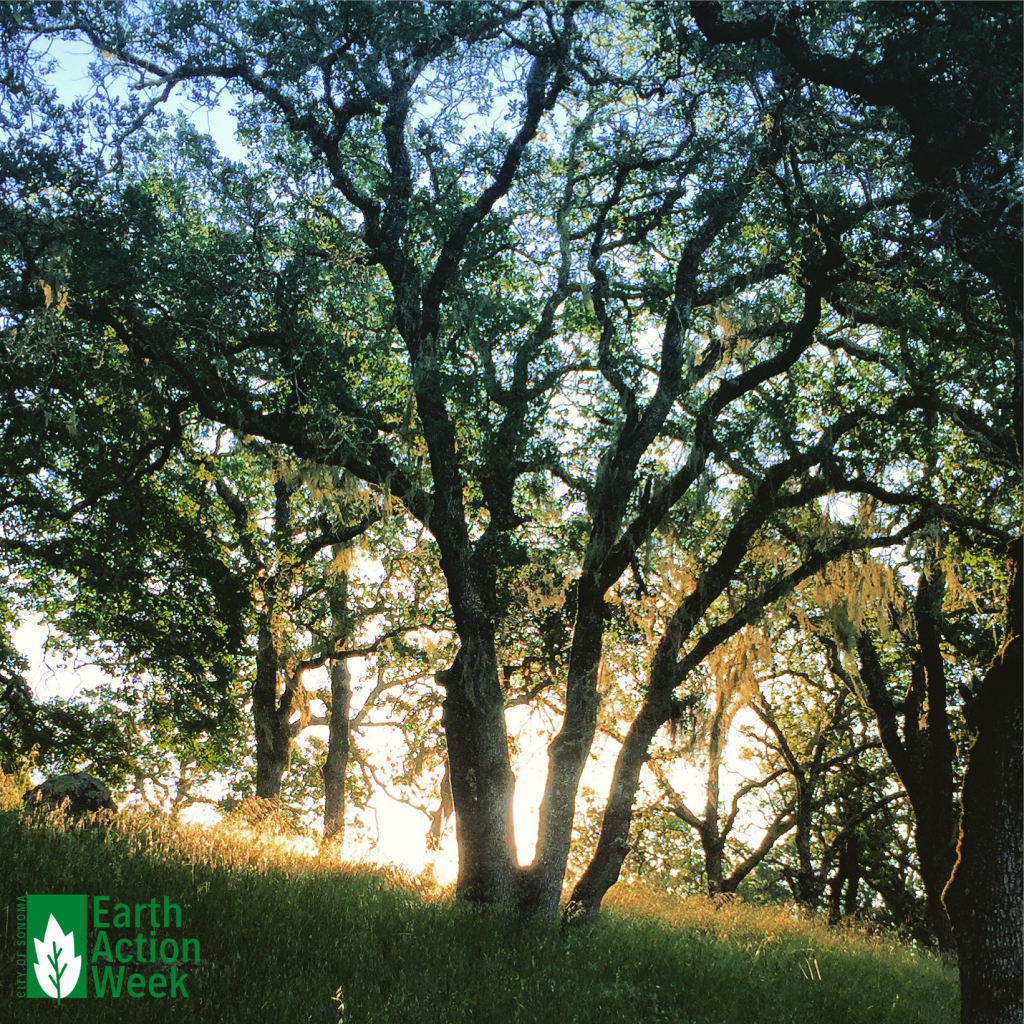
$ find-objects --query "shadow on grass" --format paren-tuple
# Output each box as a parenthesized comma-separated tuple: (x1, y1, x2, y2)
(0, 810, 957, 1023)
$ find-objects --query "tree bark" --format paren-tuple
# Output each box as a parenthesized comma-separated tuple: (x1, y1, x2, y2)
(323, 555, 353, 843)
(827, 833, 861, 925)
(518, 589, 604, 915)
(944, 537, 1023, 1024)
(906, 558, 958, 950)
(438, 637, 519, 904)
(323, 655, 351, 843)
(566, 699, 668, 924)
(701, 693, 727, 895)
(252, 621, 292, 799)
(791, 777, 818, 907)
(852, 554, 958, 952)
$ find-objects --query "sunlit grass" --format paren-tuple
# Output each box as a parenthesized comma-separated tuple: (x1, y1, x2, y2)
(0, 807, 957, 1023)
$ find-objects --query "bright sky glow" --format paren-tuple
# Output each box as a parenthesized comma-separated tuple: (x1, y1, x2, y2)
(7, 16, 926, 902)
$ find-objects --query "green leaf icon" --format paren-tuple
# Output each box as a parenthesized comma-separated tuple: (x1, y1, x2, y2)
(33, 914, 82, 1002)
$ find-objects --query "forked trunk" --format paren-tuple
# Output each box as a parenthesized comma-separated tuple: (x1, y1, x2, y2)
(905, 557, 958, 951)
(854, 554, 959, 953)
(913, 814, 957, 952)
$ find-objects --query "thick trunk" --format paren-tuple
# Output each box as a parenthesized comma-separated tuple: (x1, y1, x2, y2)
(409, 319, 519, 903)
(702, 831, 726, 895)
(439, 637, 519, 903)
(253, 623, 291, 799)
(792, 784, 818, 907)
(944, 537, 1023, 1024)
(519, 594, 605, 916)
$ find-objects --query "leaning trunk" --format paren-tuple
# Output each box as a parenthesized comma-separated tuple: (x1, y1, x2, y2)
(944, 537, 1023, 1024)
(566, 699, 667, 924)
(519, 591, 605, 916)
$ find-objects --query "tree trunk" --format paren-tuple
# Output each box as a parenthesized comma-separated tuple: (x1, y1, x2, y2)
(905, 556, 958, 950)
(702, 831, 726, 896)
(439, 636, 519, 904)
(518, 592, 605, 916)
(699, 694, 727, 896)
(323, 555, 353, 844)
(853, 552, 959, 952)
(913, 812, 957, 952)
(827, 833, 861, 925)
(566, 700, 667, 924)
(252, 622, 291, 799)
(323, 654, 351, 843)
(944, 537, 1023, 1024)
(791, 778, 819, 908)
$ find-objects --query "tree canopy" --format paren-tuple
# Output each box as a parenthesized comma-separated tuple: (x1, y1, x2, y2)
(0, 3, 1020, 1018)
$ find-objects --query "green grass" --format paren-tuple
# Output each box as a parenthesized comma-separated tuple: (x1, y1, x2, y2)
(0, 809, 957, 1023)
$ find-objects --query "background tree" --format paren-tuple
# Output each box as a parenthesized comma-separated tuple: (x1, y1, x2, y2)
(642, 630, 795, 899)
(0, 7, 1016, 966)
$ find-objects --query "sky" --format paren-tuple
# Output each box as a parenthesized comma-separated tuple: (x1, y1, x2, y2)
(10, 24, 775, 886)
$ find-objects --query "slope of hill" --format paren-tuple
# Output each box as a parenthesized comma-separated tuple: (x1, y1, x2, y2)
(0, 807, 957, 1023)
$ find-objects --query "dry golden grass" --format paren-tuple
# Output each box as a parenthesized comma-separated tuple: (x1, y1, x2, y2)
(1, 807, 958, 1023)
(605, 878, 935, 967)
(0, 768, 23, 811)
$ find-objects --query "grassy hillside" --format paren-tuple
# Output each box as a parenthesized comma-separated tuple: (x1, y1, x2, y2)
(0, 808, 957, 1023)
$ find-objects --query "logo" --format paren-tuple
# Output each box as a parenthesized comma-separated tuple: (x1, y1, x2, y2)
(17, 894, 199, 1000)
(26, 895, 87, 1002)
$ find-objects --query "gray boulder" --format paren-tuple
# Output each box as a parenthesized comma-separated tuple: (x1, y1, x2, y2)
(23, 772, 117, 815)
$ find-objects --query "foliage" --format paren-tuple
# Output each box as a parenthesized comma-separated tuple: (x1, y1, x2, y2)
(0, 1, 1017, 950)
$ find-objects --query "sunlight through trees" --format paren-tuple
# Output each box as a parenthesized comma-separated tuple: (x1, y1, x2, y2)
(0, 5, 1019, 1020)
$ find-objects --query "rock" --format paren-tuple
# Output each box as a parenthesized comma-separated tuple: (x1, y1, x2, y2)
(23, 772, 117, 815)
